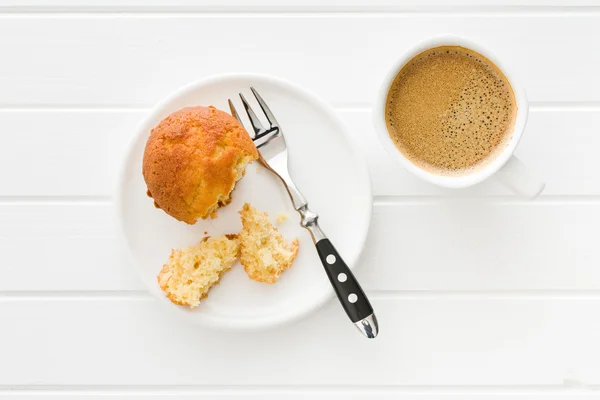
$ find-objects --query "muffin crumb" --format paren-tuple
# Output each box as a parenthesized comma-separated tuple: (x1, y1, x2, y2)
(276, 213, 289, 224)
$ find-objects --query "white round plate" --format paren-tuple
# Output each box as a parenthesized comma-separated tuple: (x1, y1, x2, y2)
(117, 73, 372, 330)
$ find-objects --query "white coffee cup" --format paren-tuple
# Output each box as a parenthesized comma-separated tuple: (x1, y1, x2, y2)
(373, 35, 545, 197)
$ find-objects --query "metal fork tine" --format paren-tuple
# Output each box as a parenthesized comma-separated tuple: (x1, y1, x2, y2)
(239, 93, 266, 136)
(228, 99, 243, 125)
(250, 87, 280, 128)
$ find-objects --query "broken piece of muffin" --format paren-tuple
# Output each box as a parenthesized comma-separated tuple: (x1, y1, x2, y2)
(157, 205, 300, 308)
(157, 235, 239, 308)
(239, 203, 299, 284)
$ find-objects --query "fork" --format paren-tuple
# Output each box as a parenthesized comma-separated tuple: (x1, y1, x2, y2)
(228, 88, 379, 339)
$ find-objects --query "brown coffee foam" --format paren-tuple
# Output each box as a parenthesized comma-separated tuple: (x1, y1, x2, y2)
(385, 46, 517, 175)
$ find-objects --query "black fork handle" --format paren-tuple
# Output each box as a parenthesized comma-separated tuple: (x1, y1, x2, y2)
(314, 238, 377, 336)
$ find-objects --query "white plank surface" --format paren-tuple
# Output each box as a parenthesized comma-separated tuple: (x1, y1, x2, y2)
(1, 1, 600, 398)
(2, 201, 600, 292)
(362, 201, 600, 290)
(2, 0, 600, 11)
(0, 203, 142, 291)
(3, 395, 599, 400)
(1, 109, 598, 197)
(2, 297, 600, 386)
(0, 16, 599, 107)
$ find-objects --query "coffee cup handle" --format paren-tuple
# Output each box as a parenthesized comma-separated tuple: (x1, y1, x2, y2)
(495, 156, 545, 198)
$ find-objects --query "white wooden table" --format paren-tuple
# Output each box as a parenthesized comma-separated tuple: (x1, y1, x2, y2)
(2, 0, 600, 398)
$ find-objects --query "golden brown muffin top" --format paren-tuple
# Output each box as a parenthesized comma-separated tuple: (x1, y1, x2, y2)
(143, 106, 258, 224)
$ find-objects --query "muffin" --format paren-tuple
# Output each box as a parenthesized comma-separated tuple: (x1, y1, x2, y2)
(157, 235, 239, 308)
(239, 203, 299, 284)
(143, 106, 259, 224)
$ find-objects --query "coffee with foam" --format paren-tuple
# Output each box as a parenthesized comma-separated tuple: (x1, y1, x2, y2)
(385, 46, 517, 175)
